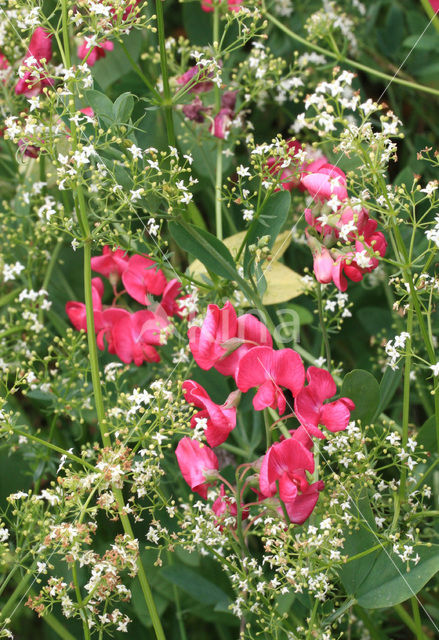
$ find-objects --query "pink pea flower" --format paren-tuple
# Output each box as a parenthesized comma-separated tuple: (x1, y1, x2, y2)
(182, 96, 210, 123)
(95, 307, 130, 353)
(312, 246, 334, 284)
(158, 279, 183, 317)
(182, 380, 237, 447)
(0, 49, 9, 73)
(65, 277, 104, 331)
(15, 27, 53, 97)
(121, 254, 167, 305)
(294, 366, 355, 438)
(188, 301, 272, 377)
(259, 437, 323, 524)
(176, 65, 214, 94)
(111, 309, 169, 365)
(91, 246, 129, 286)
(210, 93, 237, 140)
(266, 140, 328, 192)
(78, 39, 114, 67)
(175, 437, 218, 499)
(236, 346, 305, 414)
(17, 139, 40, 158)
(79, 107, 95, 121)
(300, 163, 348, 202)
(428, 1, 439, 12)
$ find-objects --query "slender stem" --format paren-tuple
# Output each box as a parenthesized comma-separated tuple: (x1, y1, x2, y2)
(4, 426, 95, 471)
(72, 562, 91, 640)
(38, 237, 63, 323)
(398, 304, 414, 504)
(155, 0, 176, 147)
(0, 572, 32, 622)
(393, 604, 430, 640)
(316, 283, 331, 372)
(411, 597, 424, 640)
(0, 325, 27, 340)
(213, 5, 223, 240)
(38, 605, 77, 640)
(265, 12, 439, 98)
(120, 41, 161, 100)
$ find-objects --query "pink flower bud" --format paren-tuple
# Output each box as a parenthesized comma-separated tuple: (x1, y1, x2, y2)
(313, 247, 334, 284)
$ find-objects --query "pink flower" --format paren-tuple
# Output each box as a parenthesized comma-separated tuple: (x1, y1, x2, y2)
(0, 49, 9, 72)
(212, 485, 248, 528)
(175, 437, 218, 499)
(266, 140, 328, 192)
(17, 139, 40, 158)
(78, 39, 114, 67)
(95, 307, 130, 353)
(15, 27, 53, 97)
(429, 1, 439, 12)
(188, 302, 272, 377)
(176, 65, 214, 94)
(111, 310, 169, 365)
(294, 367, 355, 438)
(210, 107, 233, 139)
(80, 107, 95, 119)
(121, 254, 167, 305)
(312, 247, 334, 284)
(182, 380, 237, 447)
(91, 246, 129, 285)
(236, 346, 305, 414)
(259, 437, 323, 524)
(300, 163, 347, 202)
(65, 277, 104, 331)
(201, 0, 242, 12)
(158, 279, 183, 317)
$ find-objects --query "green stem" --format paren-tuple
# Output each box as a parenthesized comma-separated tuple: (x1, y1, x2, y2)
(120, 41, 161, 100)
(0, 326, 27, 340)
(4, 426, 95, 471)
(265, 12, 439, 98)
(38, 237, 63, 323)
(0, 572, 32, 622)
(41, 607, 77, 640)
(72, 562, 91, 640)
(411, 596, 424, 640)
(316, 283, 331, 372)
(155, 0, 176, 147)
(420, 0, 439, 34)
(398, 304, 414, 504)
(213, 6, 223, 240)
(393, 604, 429, 640)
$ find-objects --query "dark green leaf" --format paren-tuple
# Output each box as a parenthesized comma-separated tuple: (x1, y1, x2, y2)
(113, 92, 135, 123)
(169, 221, 238, 281)
(356, 544, 439, 609)
(161, 564, 231, 608)
(341, 369, 380, 424)
(85, 90, 114, 122)
(372, 365, 403, 420)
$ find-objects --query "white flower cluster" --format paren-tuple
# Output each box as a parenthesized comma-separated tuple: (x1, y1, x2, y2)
(385, 332, 410, 370)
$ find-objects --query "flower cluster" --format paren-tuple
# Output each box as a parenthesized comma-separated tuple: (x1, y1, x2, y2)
(266, 137, 387, 291)
(66, 246, 187, 365)
(175, 301, 354, 527)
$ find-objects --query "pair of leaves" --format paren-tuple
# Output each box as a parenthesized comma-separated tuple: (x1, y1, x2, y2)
(341, 366, 402, 424)
(85, 90, 135, 125)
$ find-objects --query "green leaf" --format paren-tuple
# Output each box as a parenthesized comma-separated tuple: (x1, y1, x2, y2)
(85, 90, 114, 123)
(339, 489, 379, 596)
(92, 31, 142, 90)
(341, 369, 380, 425)
(161, 564, 231, 608)
(372, 365, 403, 420)
(244, 190, 291, 276)
(113, 92, 135, 123)
(356, 544, 439, 609)
(169, 220, 238, 281)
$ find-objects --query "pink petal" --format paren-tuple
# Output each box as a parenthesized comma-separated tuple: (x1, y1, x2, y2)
(320, 398, 355, 432)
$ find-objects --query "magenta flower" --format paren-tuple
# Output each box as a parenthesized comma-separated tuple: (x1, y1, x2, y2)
(182, 380, 237, 447)
(95, 307, 130, 353)
(428, 0, 439, 12)
(78, 40, 114, 67)
(111, 310, 169, 365)
(312, 247, 334, 284)
(158, 279, 183, 317)
(91, 246, 129, 285)
(15, 27, 53, 97)
(176, 65, 214, 94)
(65, 277, 104, 332)
(259, 437, 323, 524)
(175, 437, 218, 499)
(201, 0, 243, 12)
(121, 254, 167, 305)
(294, 367, 355, 438)
(300, 163, 348, 202)
(236, 346, 305, 414)
(188, 301, 272, 377)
